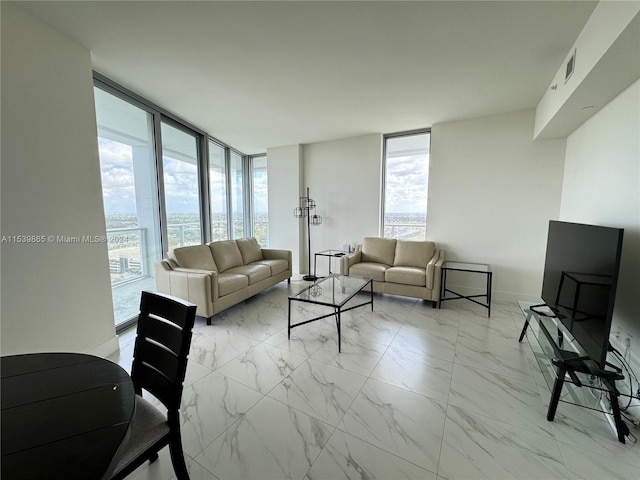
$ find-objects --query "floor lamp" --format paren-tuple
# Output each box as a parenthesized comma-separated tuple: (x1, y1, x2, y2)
(294, 187, 322, 281)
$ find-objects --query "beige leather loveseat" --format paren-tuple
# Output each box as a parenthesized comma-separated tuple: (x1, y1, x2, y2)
(340, 237, 445, 306)
(155, 237, 291, 324)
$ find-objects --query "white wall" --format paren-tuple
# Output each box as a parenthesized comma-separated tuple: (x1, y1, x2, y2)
(561, 80, 640, 370)
(302, 134, 382, 276)
(535, 1, 640, 138)
(430, 110, 567, 302)
(1, 3, 118, 356)
(266, 144, 303, 274)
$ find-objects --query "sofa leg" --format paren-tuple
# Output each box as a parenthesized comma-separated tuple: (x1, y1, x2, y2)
(287, 278, 291, 284)
(207, 316, 212, 326)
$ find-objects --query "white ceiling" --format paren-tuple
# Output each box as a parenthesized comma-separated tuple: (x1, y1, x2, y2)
(17, 1, 598, 154)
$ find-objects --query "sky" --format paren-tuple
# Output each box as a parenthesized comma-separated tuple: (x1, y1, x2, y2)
(98, 137, 269, 216)
(384, 153, 429, 215)
(99, 135, 426, 217)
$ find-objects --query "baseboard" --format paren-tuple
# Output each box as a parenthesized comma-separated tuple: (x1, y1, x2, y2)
(443, 283, 539, 305)
(87, 335, 120, 358)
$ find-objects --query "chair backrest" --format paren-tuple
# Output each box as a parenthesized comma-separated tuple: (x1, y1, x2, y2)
(131, 291, 197, 411)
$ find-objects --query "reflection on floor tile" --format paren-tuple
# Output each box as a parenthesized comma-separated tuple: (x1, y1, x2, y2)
(113, 282, 640, 480)
(196, 395, 333, 480)
(307, 429, 437, 480)
(439, 405, 568, 479)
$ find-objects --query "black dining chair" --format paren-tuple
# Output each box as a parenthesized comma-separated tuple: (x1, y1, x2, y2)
(110, 291, 197, 480)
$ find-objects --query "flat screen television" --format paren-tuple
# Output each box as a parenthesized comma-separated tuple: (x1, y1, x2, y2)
(539, 220, 624, 369)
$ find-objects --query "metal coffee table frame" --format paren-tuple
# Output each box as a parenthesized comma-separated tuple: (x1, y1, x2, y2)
(288, 275, 373, 352)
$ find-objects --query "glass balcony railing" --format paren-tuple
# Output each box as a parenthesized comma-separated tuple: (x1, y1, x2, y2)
(166, 222, 201, 250)
(106, 227, 148, 286)
(384, 223, 427, 241)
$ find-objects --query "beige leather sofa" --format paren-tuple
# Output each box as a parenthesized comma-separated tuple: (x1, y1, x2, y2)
(340, 237, 445, 306)
(155, 237, 291, 324)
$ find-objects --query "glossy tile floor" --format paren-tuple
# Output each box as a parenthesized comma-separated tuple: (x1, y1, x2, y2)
(109, 279, 640, 480)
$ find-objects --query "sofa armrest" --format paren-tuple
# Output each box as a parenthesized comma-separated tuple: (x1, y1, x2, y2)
(426, 249, 445, 291)
(340, 250, 362, 275)
(155, 261, 219, 306)
(262, 249, 292, 272)
(262, 248, 291, 261)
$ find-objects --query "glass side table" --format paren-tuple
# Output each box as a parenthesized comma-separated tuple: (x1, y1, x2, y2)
(313, 249, 347, 277)
(439, 261, 492, 317)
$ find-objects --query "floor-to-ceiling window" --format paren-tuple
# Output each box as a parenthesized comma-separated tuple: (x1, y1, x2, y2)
(94, 87, 162, 327)
(161, 121, 203, 249)
(230, 151, 245, 239)
(94, 74, 267, 328)
(209, 141, 229, 241)
(251, 155, 269, 246)
(382, 130, 431, 240)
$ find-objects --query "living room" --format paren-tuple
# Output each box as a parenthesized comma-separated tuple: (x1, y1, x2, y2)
(2, 0, 637, 372)
(2, 1, 639, 477)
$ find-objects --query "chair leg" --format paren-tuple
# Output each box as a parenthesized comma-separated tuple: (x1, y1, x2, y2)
(168, 436, 190, 480)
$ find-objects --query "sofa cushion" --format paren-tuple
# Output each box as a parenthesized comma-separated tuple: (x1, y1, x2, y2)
(226, 264, 271, 285)
(209, 240, 244, 272)
(217, 273, 249, 297)
(393, 240, 435, 269)
(253, 259, 288, 276)
(172, 245, 218, 271)
(361, 237, 397, 266)
(236, 237, 264, 265)
(349, 262, 389, 282)
(385, 266, 426, 287)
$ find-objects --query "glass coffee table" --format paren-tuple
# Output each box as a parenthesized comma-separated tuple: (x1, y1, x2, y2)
(288, 275, 373, 352)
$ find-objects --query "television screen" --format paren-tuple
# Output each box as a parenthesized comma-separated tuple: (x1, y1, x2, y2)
(540, 220, 624, 368)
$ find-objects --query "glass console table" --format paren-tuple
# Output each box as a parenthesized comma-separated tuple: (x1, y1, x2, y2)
(517, 300, 636, 443)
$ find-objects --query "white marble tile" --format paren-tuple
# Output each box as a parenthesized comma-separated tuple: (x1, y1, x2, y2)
(268, 358, 367, 426)
(391, 323, 457, 362)
(341, 310, 403, 346)
(558, 440, 639, 480)
(265, 322, 336, 357)
(179, 371, 263, 457)
(338, 379, 447, 473)
(214, 342, 307, 394)
(127, 449, 219, 480)
(405, 306, 461, 333)
(438, 404, 569, 480)
(448, 363, 555, 438)
(454, 332, 536, 382)
(370, 346, 453, 402)
(457, 314, 522, 347)
(189, 327, 260, 371)
(184, 358, 215, 387)
(210, 307, 285, 342)
(311, 334, 388, 376)
(307, 429, 437, 480)
(113, 291, 638, 480)
(550, 405, 640, 468)
(371, 294, 417, 321)
(196, 396, 333, 480)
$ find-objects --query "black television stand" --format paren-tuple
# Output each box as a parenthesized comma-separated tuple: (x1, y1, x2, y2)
(547, 352, 627, 442)
(518, 303, 628, 443)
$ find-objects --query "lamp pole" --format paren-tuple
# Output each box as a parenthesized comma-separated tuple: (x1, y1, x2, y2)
(294, 187, 321, 281)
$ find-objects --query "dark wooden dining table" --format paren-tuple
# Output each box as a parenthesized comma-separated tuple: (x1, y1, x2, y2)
(1, 352, 135, 480)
